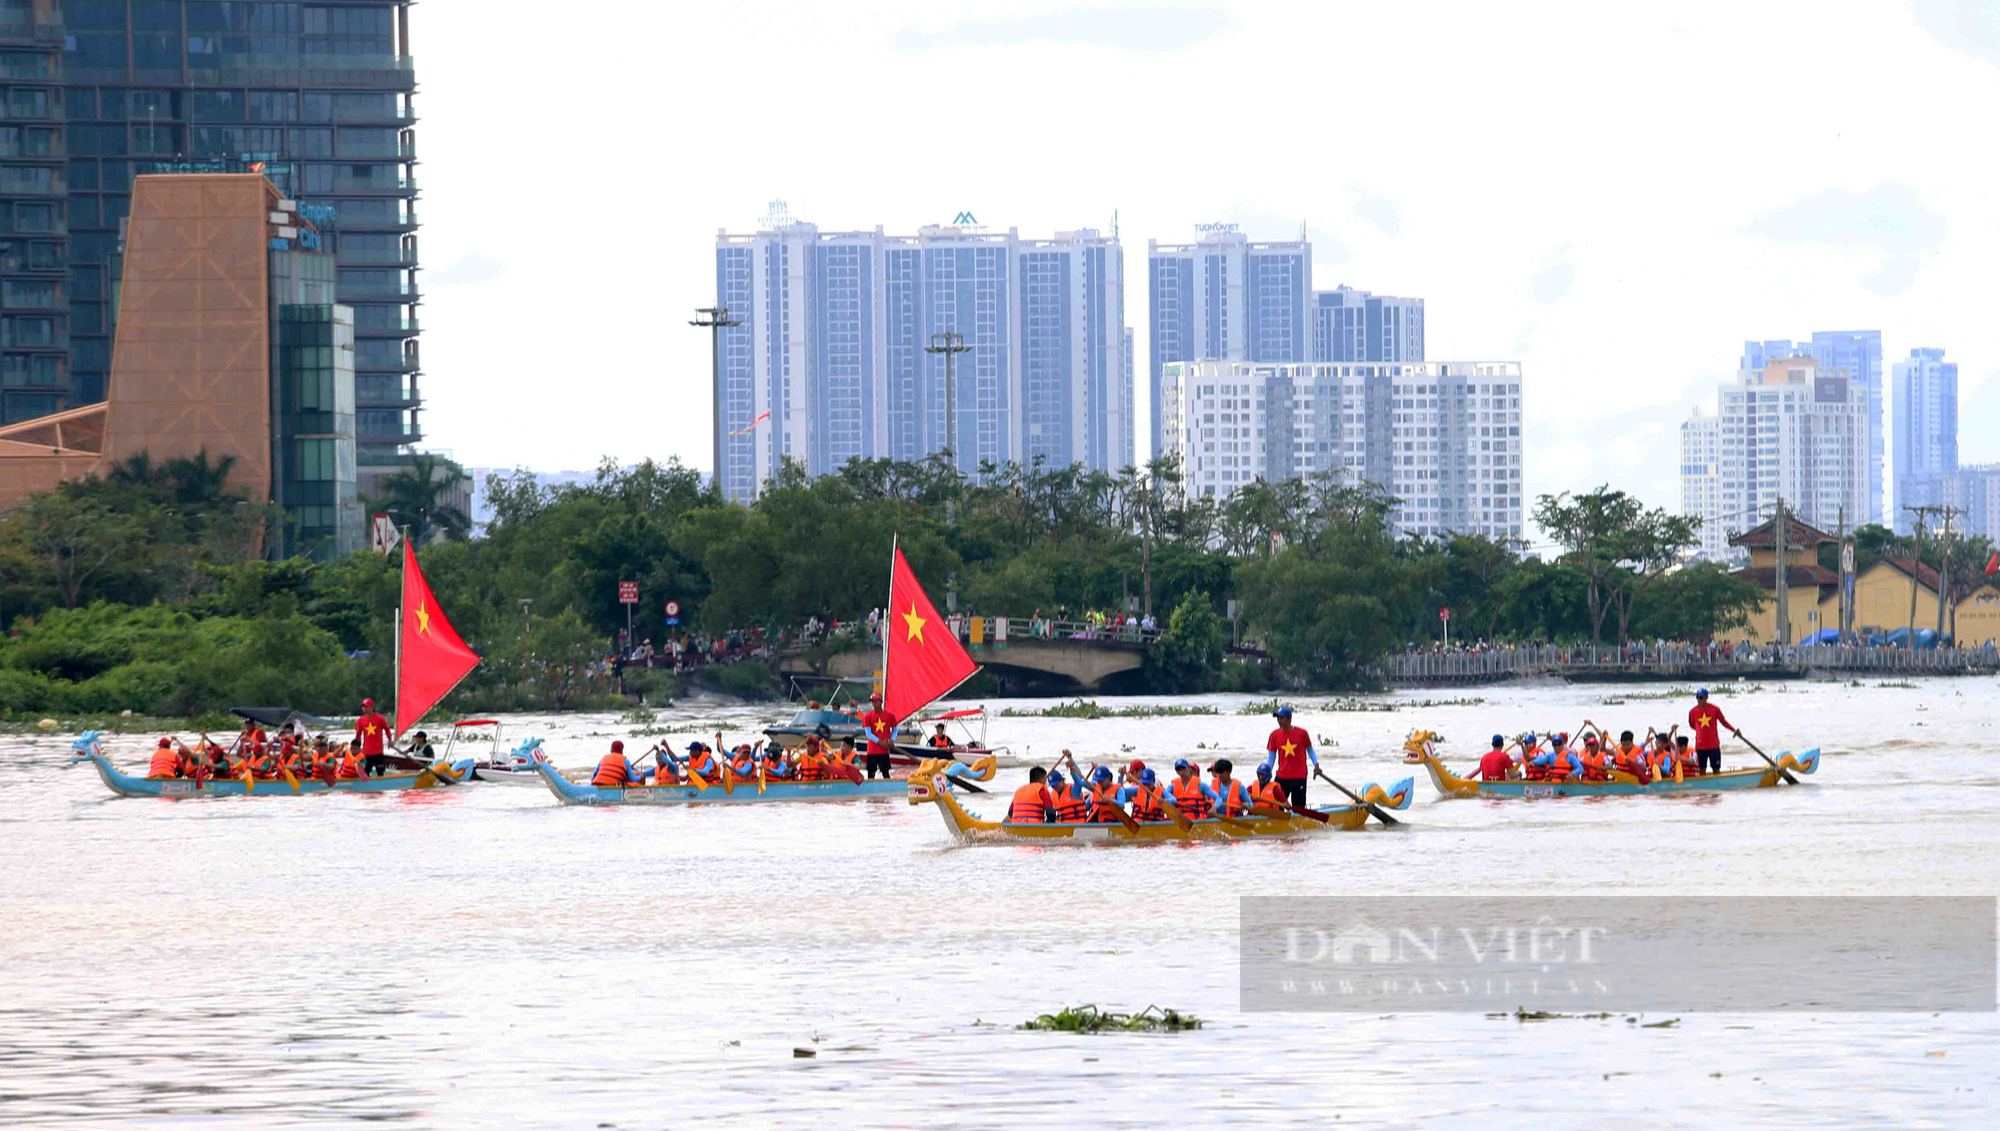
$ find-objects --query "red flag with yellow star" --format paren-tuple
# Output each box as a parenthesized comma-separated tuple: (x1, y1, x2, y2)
(395, 541, 480, 738)
(883, 544, 978, 721)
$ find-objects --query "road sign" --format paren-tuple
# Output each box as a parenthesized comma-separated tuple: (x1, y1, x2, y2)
(664, 600, 681, 617)
(665, 616, 680, 627)
(619, 581, 639, 605)
(1439, 608, 1451, 622)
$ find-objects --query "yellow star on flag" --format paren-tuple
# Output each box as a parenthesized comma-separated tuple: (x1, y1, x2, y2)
(414, 601, 431, 635)
(902, 604, 928, 644)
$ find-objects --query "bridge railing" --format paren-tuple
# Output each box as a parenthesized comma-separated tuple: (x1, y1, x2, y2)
(826, 614, 1163, 648)
(1377, 642, 2000, 682)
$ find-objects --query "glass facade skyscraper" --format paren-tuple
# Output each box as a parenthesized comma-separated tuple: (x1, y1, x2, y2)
(0, 0, 418, 463)
(715, 214, 1129, 502)
(1146, 229, 1310, 454)
(1742, 331, 1883, 525)
(1892, 347, 1956, 530)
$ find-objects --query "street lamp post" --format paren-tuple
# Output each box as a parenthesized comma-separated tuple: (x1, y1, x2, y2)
(925, 331, 972, 613)
(693, 306, 744, 489)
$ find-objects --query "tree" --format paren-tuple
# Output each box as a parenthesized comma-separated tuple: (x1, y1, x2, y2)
(1534, 486, 1699, 645)
(12, 493, 144, 608)
(1145, 590, 1224, 692)
(370, 454, 471, 544)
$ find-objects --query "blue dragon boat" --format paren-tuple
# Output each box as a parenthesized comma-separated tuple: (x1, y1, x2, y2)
(68, 733, 475, 798)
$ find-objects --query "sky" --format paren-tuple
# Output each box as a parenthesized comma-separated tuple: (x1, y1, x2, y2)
(412, 0, 2000, 523)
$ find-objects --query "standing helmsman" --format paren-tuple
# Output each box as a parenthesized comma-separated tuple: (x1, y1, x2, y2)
(857, 691, 899, 781)
(354, 697, 391, 777)
(1263, 705, 1319, 808)
(1687, 687, 1739, 776)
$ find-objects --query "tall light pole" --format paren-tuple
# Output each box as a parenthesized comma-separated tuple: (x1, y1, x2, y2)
(693, 306, 743, 490)
(925, 330, 971, 612)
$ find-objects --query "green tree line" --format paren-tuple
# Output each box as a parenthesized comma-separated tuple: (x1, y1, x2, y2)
(0, 451, 1766, 721)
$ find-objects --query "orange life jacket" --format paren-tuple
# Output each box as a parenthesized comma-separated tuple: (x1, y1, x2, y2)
(730, 752, 757, 776)
(1611, 744, 1645, 774)
(1213, 777, 1251, 817)
(1168, 775, 1212, 819)
(1086, 781, 1120, 820)
(147, 747, 181, 778)
(592, 752, 632, 787)
(1129, 783, 1166, 822)
(336, 752, 363, 779)
(1007, 782, 1051, 823)
(795, 751, 826, 782)
(1249, 780, 1285, 810)
(1578, 747, 1610, 781)
(686, 750, 717, 779)
(1541, 748, 1573, 782)
(1049, 785, 1089, 823)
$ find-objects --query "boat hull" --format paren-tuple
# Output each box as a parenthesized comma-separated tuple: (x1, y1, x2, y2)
(530, 759, 907, 806)
(70, 745, 473, 798)
(1404, 744, 1821, 799)
(904, 759, 1413, 843)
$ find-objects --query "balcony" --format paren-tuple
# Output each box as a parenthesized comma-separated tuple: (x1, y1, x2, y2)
(338, 247, 418, 266)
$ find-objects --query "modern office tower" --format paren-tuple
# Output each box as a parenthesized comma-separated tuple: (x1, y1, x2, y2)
(1157, 359, 1524, 540)
(714, 213, 1128, 502)
(1681, 408, 1724, 560)
(1310, 285, 1424, 363)
(0, 0, 419, 472)
(0, 173, 361, 557)
(1742, 331, 1883, 524)
(1892, 347, 1957, 528)
(1940, 465, 2000, 544)
(1682, 356, 1869, 560)
(1146, 227, 1310, 452)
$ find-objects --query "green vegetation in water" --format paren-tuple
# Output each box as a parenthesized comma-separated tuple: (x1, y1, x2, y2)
(1235, 695, 1482, 715)
(0, 710, 239, 736)
(1001, 699, 1219, 719)
(1020, 1005, 1203, 1033)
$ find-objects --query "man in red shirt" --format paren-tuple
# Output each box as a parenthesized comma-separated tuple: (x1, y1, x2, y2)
(353, 697, 392, 777)
(1262, 705, 1318, 807)
(1687, 687, 1738, 775)
(1476, 734, 1517, 781)
(856, 692, 898, 780)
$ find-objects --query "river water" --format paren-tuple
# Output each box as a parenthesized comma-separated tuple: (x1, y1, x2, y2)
(3, 678, 1996, 1128)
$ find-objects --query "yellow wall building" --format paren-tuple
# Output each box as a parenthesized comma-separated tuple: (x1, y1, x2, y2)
(1718, 515, 2000, 645)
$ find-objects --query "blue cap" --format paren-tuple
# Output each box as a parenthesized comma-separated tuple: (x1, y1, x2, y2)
(1256, 764, 1272, 779)
(1695, 687, 1709, 698)
(1524, 732, 1537, 743)
(1491, 734, 1505, 746)
(1092, 766, 1112, 783)
(1140, 768, 1157, 785)
(1274, 706, 1293, 718)
(1173, 758, 1190, 770)
(1048, 771, 1065, 788)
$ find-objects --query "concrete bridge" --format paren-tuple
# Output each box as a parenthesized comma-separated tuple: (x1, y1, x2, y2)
(779, 618, 1160, 694)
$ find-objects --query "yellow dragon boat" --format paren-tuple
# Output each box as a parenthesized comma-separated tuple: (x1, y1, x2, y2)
(1399, 730, 1821, 799)
(905, 758, 1412, 843)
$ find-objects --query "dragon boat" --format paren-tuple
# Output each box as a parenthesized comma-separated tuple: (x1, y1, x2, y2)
(68, 734, 475, 798)
(905, 758, 1413, 843)
(1399, 731, 1821, 799)
(529, 750, 998, 806)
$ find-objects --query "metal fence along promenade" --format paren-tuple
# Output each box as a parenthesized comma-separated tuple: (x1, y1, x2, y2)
(1379, 644, 2000, 685)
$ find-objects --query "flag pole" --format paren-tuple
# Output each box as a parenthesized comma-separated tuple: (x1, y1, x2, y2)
(392, 531, 406, 737)
(882, 534, 896, 706)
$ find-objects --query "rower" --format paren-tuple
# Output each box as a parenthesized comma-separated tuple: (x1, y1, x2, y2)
(1263, 706, 1318, 807)
(1125, 768, 1167, 822)
(1210, 759, 1251, 817)
(795, 737, 828, 782)
(728, 743, 759, 778)
(353, 697, 391, 777)
(1475, 734, 1517, 782)
(1674, 735, 1698, 777)
(761, 746, 793, 780)
(927, 723, 954, 751)
(857, 692, 899, 781)
(1688, 688, 1738, 776)
(1647, 732, 1676, 778)
(1085, 765, 1121, 820)
(1518, 732, 1547, 780)
(1576, 734, 1612, 782)
(1007, 767, 1055, 824)
(684, 741, 719, 781)
(590, 740, 647, 787)
(1248, 764, 1286, 810)
(1047, 771, 1090, 823)
(146, 737, 183, 779)
(1527, 734, 1580, 782)
(1166, 758, 1217, 819)
(651, 743, 683, 785)
(335, 747, 364, 779)
(238, 718, 268, 758)
(1610, 730, 1648, 779)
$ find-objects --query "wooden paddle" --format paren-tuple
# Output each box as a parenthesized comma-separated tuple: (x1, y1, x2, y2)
(1252, 802, 1330, 825)
(1158, 797, 1195, 833)
(1314, 767, 1400, 826)
(1735, 732, 1798, 785)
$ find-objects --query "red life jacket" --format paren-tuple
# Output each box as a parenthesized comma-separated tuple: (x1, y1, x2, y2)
(1129, 783, 1166, 822)
(1168, 775, 1212, 819)
(591, 752, 631, 787)
(928, 734, 954, 749)
(1049, 785, 1089, 823)
(1213, 778, 1250, 817)
(1007, 782, 1051, 823)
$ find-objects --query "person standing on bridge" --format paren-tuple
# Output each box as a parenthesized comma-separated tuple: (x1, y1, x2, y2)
(1262, 705, 1319, 807)
(1688, 688, 1738, 776)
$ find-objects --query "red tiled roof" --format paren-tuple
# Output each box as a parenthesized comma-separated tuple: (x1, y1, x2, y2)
(1729, 514, 1837, 549)
(1732, 564, 1842, 589)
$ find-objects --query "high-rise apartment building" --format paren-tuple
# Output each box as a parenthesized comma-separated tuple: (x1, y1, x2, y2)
(1146, 228, 1310, 452)
(0, 0, 419, 468)
(1681, 409, 1724, 560)
(1892, 347, 1957, 528)
(714, 212, 1129, 502)
(1742, 331, 1883, 524)
(1311, 285, 1424, 363)
(1682, 356, 1868, 560)
(1940, 465, 2000, 545)
(1158, 359, 1523, 540)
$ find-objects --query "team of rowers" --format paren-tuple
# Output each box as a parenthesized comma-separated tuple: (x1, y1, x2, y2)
(586, 720, 966, 788)
(143, 714, 428, 785)
(1459, 688, 1744, 783)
